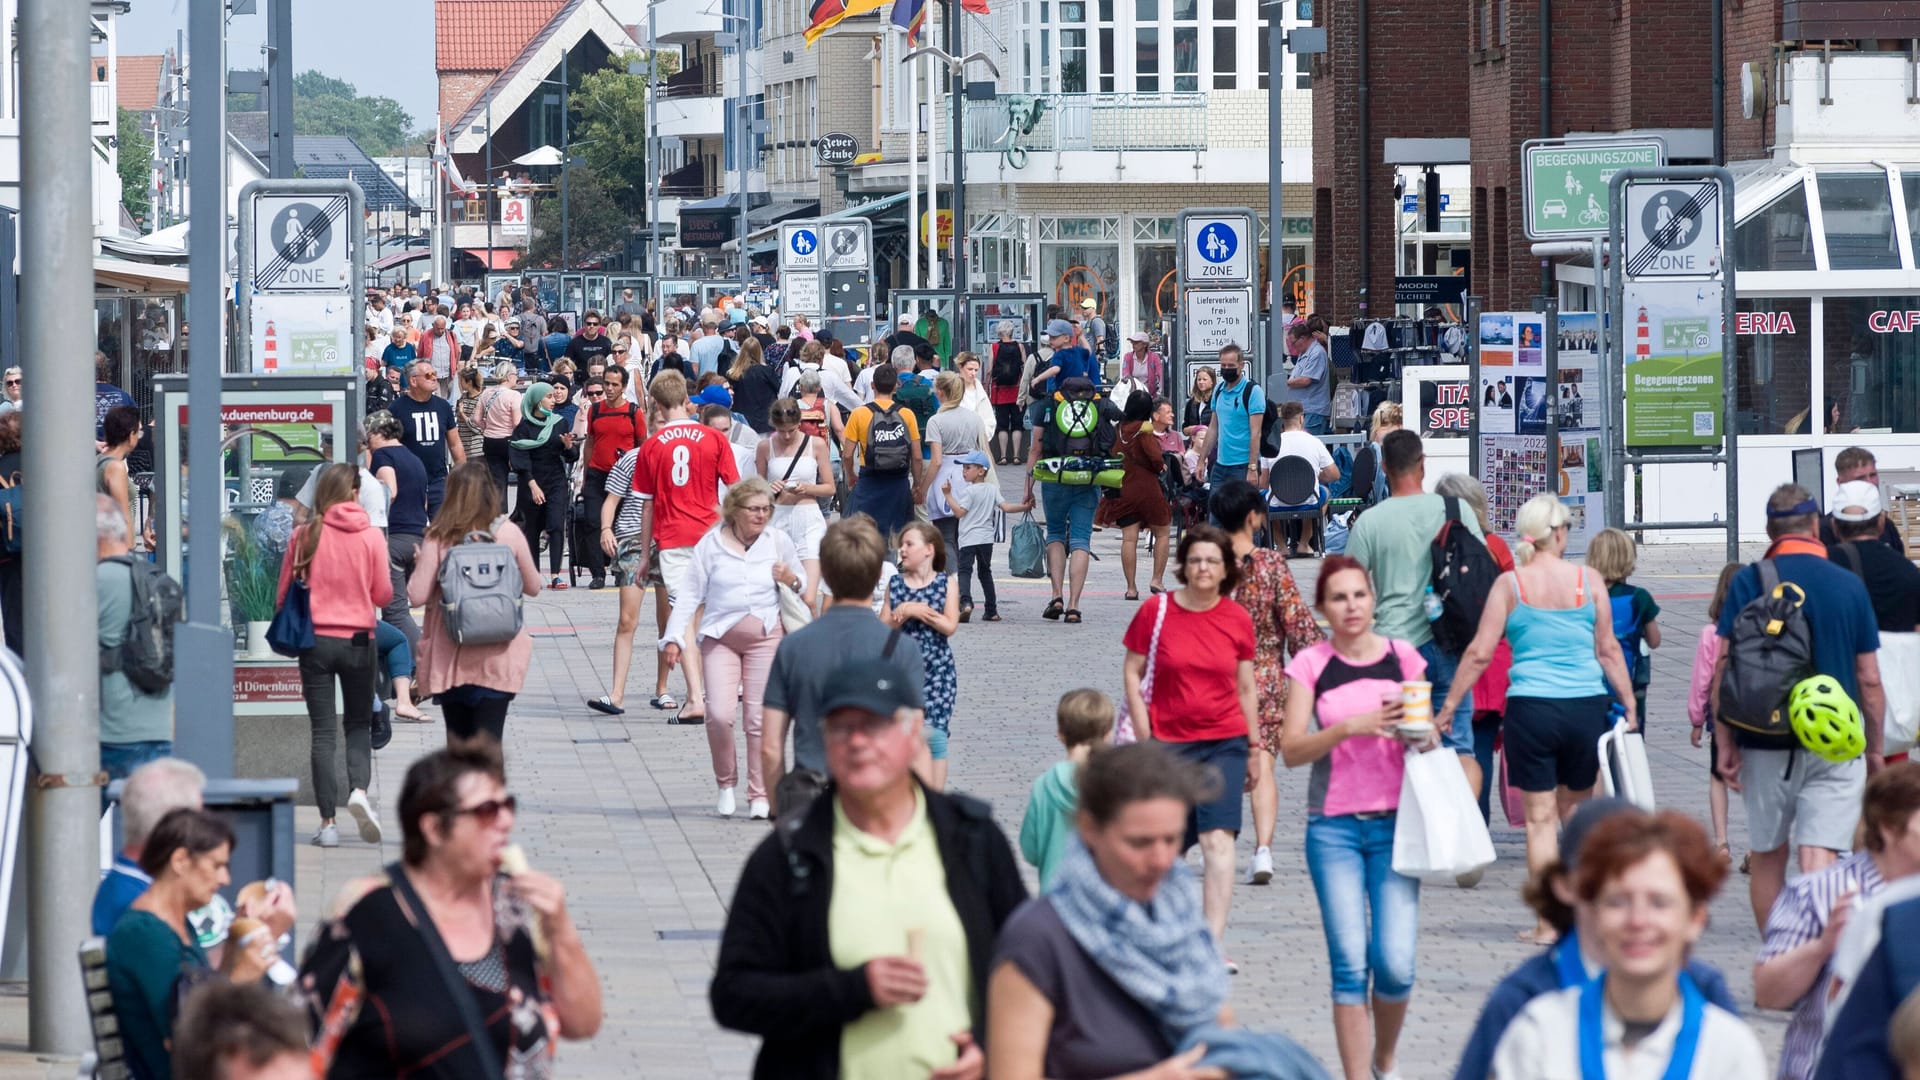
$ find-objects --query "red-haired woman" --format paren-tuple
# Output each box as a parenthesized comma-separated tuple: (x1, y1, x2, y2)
(1491, 809, 1765, 1078)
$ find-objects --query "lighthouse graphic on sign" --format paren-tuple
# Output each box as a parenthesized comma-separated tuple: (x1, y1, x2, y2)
(263, 320, 279, 372)
(1635, 307, 1650, 363)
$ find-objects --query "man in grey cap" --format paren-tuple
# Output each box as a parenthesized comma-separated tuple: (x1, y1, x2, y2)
(711, 652, 1026, 1080)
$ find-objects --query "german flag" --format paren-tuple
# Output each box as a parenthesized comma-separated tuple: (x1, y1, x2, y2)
(804, 0, 891, 45)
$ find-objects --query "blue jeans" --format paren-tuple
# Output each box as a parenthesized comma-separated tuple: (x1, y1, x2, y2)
(102, 739, 172, 811)
(848, 470, 913, 542)
(1025, 399, 1051, 431)
(1040, 482, 1099, 553)
(1416, 640, 1476, 755)
(1305, 814, 1420, 1004)
(374, 619, 413, 682)
(1304, 413, 1330, 435)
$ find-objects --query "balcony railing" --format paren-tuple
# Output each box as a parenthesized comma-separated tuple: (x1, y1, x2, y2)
(662, 63, 720, 100)
(965, 92, 1207, 155)
(91, 81, 114, 133)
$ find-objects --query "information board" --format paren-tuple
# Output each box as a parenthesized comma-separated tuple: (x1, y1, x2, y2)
(1475, 310, 1605, 552)
(1622, 280, 1724, 446)
(1182, 287, 1254, 356)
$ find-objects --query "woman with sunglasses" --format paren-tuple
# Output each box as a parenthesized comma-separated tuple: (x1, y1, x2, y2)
(300, 742, 603, 1077)
(757, 398, 834, 605)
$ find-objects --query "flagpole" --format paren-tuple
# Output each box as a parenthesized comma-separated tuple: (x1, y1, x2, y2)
(925, 37, 939, 291)
(907, 28, 919, 293)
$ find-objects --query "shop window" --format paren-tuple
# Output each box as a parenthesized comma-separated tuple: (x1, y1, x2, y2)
(1827, 297, 1920, 435)
(1817, 173, 1901, 271)
(1735, 183, 1816, 272)
(1135, 244, 1177, 330)
(1732, 298, 1811, 435)
(1042, 242, 1120, 317)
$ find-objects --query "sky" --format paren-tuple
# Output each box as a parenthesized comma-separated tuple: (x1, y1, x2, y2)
(114, 0, 437, 120)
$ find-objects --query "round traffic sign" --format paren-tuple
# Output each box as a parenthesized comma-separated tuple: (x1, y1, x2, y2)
(269, 202, 331, 265)
(818, 132, 859, 166)
(1196, 221, 1238, 264)
(1639, 190, 1702, 253)
(789, 228, 818, 256)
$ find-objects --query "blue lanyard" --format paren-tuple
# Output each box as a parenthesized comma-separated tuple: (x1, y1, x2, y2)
(1577, 973, 1705, 1080)
(1554, 931, 1591, 989)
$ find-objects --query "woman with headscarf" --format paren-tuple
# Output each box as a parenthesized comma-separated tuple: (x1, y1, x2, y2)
(508, 381, 578, 590)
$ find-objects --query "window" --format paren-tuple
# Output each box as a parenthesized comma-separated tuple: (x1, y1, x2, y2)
(1062, 1, 1088, 92)
(1732, 298, 1811, 435)
(1136, 27, 1159, 91)
(1735, 182, 1816, 272)
(1213, 26, 1236, 88)
(1256, 12, 1269, 89)
(1173, 25, 1198, 91)
(1828, 297, 1920, 434)
(1097, 0, 1115, 90)
(1818, 173, 1900, 270)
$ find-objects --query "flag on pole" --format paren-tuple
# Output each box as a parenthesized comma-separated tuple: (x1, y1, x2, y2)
(889, 0, 928, 44)
(960, 0, 991, 14)
(434, 120, 477, 196)
(804, 0, 891, 45)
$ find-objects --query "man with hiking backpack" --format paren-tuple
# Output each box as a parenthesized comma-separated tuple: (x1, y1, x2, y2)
(96, 493, 179, 783)
(1021, 375, 1119, 623)
(1345, 430, 1488, 804)
(1715, 483, 1885, 931)
(842, 364, 923, 542)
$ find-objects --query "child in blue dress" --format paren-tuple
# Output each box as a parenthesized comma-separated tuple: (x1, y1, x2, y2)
(883, 521, 961, 789)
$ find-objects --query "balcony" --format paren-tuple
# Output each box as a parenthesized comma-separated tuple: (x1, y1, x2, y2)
(663, 61, 721, 100)
(651, 0, 726, 44)
(656, 93, 725, 139)
(964, 92, 1207, 154)
(91, 81, 114, 136)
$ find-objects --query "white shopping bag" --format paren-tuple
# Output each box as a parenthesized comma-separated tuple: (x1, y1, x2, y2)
(1597, 718, 1656, 811)
(1391, 746, 1496, 882)
(1880, 632, 1920, 755)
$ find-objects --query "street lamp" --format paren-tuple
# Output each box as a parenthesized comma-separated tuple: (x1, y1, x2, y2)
(1264, 1, 1325, 372)
(716, 12, 758, 283)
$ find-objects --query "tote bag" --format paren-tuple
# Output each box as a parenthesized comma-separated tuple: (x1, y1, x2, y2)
(1009, 512, 1045, 579)
(266, 578, 315, 657)
(1597, 716, 1656, 811)
(1112, 594, 1169, 745)
(1391, 746, 1496, 881)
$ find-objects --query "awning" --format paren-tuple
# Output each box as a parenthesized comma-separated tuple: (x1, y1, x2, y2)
(746, 198, 821, 231)
(513, 145, 565, 167)
(371, 248, 430, 271)
(461, 248, 522, 270)
(94, 256, 191, 292)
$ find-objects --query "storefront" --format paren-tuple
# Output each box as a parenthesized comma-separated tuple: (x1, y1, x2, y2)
(1633, 161, 1920, 540)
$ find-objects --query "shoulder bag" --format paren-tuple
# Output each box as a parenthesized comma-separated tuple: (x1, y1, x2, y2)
(1113, 593, 1169, 745)
(386, 862, 507, 1080)
(266, 547, 316, 657)
(773, 435, 815, 632)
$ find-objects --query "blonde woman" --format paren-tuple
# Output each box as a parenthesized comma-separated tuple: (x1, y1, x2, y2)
(1437, 493, 1636, 944)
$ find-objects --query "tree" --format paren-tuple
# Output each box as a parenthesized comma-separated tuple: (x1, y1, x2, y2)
(516, 164, 629, 269)
(291, 70, 415, 156)
(116, 107, 153, 226)
(570, 52, 679, 219)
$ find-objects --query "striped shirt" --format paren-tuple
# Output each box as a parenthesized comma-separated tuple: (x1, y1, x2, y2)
(604, 448, 648, 536)
(1757, 849, 1884, 1079)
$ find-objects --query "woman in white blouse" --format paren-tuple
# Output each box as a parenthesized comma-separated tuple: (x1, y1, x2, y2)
(956, 351, 999, 442)
(1491, 809, 1765, 1080)
(661, 477, 801, 821)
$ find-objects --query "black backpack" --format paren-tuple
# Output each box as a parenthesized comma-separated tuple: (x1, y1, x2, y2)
(1716, 559, 1815, 748)
(991, 341, 1024, 387)
(1427, 496, 1500, 655)
(863, 401, 913, 474)
(1042, 378, 1116, 458)
(100, 556, 184, 694)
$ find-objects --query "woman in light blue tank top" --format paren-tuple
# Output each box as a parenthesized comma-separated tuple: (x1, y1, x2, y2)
(1438, 494, 1637, 944)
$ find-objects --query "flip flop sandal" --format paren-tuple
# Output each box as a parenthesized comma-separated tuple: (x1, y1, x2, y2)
(588, 696, 626, 716)
(1124, 592, 1140, 601)
(1064, 609, 1083, 624)
(1150, 585, 1166, 595)
(649, 694, 678, 711)
(671, 710, 708, 726)
(983, 613, 1003, 621)
(1043, 598, 1064, 620)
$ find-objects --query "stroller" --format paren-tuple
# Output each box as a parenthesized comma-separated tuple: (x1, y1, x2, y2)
(1161, 451, 1210, 536)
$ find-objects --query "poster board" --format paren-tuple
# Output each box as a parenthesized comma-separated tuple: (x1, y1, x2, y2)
(1475, 311, 1605, 552)
(968, 293, 1043, 352)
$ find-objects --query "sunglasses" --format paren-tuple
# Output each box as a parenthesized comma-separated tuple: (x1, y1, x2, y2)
(585, 321, 601, 328)
(452, 794, 518, 824)
(4, 380, 18, 387)
(587, 390, 605, 398)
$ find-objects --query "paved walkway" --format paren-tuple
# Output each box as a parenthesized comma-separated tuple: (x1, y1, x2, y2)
(1, 527, 1790, 1077)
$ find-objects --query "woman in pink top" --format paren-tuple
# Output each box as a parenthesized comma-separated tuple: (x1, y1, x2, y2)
(1280, 555, 1425, 1080)
(276, 464, 393, 848)
(1689, 562, 1743, 861)
(476, 361, 523, 508)
(408, 462, 542, 746)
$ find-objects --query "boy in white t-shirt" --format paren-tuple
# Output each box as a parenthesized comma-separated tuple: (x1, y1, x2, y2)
(941, 449, 1033, 622)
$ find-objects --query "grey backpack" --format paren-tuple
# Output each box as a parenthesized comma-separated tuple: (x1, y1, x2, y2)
(435, 516, 524, 645)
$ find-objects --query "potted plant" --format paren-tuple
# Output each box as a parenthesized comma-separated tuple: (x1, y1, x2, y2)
(224, 527, 280, 659)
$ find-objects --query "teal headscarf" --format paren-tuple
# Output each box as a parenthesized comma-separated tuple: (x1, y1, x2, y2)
(510, 381, 563, 449)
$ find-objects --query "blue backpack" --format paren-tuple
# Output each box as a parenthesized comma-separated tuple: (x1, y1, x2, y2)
(1609, 589, 1650, 686)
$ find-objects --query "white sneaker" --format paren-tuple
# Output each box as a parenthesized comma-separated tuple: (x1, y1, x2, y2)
(310, 823, 339, 848)
(346, 789, 382, 844)
(748, 798, 770, 820)
(1372, 1066, 1403, 1080)
(716, 787, 737, 817)
(1249, 846, 1274, 885)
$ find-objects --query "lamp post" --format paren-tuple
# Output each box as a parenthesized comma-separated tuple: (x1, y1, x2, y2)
(561, 47, 570, 271)
(716, 13, 756, 284)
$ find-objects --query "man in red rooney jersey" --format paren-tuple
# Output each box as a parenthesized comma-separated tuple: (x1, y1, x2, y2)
(579, 366, 646, 589)
(632, 370, 738, 722)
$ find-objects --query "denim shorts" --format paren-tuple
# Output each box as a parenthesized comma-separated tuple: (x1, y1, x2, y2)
(1041, 482, 1100, 553)
(1415, 640, 1476, 755)
(1168, 736, 1248, 850)
(1025, 398, 1051, 431)
(1305, 814, 1420, 1004)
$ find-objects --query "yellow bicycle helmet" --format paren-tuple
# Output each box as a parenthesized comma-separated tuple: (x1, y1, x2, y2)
(1788, 675, 1865, 763)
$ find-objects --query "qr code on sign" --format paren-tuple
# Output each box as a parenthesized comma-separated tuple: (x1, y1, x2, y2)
(1693, 411, 1715, 436)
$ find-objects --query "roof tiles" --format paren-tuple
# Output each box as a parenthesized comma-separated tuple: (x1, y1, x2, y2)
(435, 0, 569, 72)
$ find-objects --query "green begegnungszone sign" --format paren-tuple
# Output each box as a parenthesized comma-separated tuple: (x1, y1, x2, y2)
(1623, 280, 1724, 447)
(1523, 139, 1666, 239)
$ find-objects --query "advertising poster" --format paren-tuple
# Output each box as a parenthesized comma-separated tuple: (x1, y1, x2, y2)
(1475, 311, 1604, 553)
(1403, 366, 1472, 439)
(1623, 280, 1724, 447)
(249, 294, 355, 377)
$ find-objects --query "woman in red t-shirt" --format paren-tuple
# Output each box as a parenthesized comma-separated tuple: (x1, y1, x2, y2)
(1121, 522, 1257, 969)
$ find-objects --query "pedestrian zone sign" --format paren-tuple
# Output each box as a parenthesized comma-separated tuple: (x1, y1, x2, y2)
(252, 193, 352, 291)
(1183, 216, 1253, 283)
(781, 223, 820, 271)
(1522, 139, 1665, 239)
(1623, 179, 1723, 279)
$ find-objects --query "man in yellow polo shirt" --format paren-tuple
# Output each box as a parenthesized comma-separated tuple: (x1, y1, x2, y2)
(710, 657, 1027, 1080)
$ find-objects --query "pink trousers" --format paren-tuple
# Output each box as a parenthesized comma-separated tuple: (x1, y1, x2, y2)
(702, 616, 783, 800)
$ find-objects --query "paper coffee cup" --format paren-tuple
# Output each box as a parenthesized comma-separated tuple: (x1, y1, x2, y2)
(1400, 681, 1433, 727)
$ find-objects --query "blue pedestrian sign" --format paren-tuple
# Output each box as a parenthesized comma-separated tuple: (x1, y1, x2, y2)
(780, 221, 821, 272)
(1182, 214, 1253, 283)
